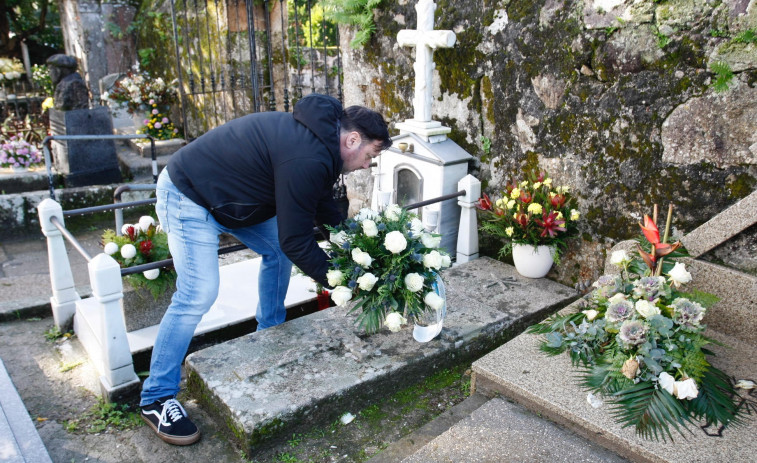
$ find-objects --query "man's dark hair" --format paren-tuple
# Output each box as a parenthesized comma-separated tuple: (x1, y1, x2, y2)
(341, 106, 392, 150)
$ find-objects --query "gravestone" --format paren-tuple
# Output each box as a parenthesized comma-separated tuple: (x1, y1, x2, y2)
(372, 0, 472, 256)
(47, 55, 121, 187)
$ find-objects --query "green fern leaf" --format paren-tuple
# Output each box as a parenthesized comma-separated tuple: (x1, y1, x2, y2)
(685, 366, 746, 430)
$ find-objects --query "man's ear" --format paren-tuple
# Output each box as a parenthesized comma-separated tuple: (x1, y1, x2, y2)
(345, 131, 361, 149)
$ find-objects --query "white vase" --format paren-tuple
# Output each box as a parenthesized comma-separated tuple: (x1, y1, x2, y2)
(512, 244, 555, 278)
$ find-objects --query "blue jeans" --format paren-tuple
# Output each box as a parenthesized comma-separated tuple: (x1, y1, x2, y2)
(140, 169, 292, 406)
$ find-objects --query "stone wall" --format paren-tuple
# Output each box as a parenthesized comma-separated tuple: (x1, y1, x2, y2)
(340, 0, 757, 285)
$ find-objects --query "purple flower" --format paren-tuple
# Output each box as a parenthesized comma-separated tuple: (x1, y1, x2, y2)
(671, 298, 706, 328)
(154, 122, 162, 129)
(152, 109, 159, 115)
(632, 276, 666, 301)
(162, 117, 169, 123)
(618, 320, 647, 347)
(606, 299, 634, 323)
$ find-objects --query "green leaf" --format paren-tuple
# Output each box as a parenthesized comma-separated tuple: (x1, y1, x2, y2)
(685, 366, 746, 430)
(610, 382, 693, 441)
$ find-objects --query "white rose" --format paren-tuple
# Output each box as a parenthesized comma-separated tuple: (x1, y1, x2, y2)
(658, 372, 676, 395)
(675, 378, 698, 400)
(138, 215, 155, 232)
(143, 268, 160, 280)
(635, 300, 660, 319)
(120, 244, 137, 259)
(384, 204, 402, 221)
(667, 262, 692, 288)
(326, 269, 344, 287)
(607, 293, 627, 304)
(362, 219, 379, 237)
(104, 242, 119, 255)
(404, 272, 424, 292)
(582, 309, 599, 321)
(330, 231, 347, 245)
(423, 250, 443, 270)
(331, 286, 353, 306)
(357, 273, 379, 291)
(610, 250, 630, 267)
(384, 231, 408, 254)
(424, 291, 445, 310)
(384, 312, 407, 332)
(410, 218, 424, 234)
(351, 248, 373, 268)
(421, 233, 441, 249)
(440, 254, 451, 268)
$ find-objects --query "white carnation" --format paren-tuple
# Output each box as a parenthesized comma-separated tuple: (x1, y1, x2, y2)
(384, 231, 408, 254)
(104, 242, 119, 255)
(330, 286, 353, 306)
(326, 269, 344, 287)
(420, 233, 441, 248)
(384, 312, 407, 332)
(362, 219, 379, 237)
(120, 244, 137, 259)
(423, 250, 443, 270)
(143, 268, 160, 280)
(424, 291, 445, 311)
(351, 248, 373, 268)
(357, 273, 379, 291)
(404, 272, 424, 292)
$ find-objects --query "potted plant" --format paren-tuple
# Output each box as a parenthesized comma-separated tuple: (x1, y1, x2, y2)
(0, 136, 42, 172)
(102, 216, 177, 332)
(325, 205, 452, 337)
(477, 169, 580, 278)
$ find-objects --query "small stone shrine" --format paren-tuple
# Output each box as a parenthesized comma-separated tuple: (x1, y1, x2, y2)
(372, 0, 472, 255)
(47, 54, 121, 187)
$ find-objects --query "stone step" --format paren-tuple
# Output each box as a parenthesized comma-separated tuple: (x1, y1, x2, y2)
(0, 358, 53, 463)
(471, 299, 757, 463)
(185, 257, 579, 455)
(398, 396, 629, 463)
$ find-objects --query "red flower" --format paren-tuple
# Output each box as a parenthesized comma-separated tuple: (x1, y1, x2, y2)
(639, 215, 661, 246)
(550, 193, 566, 209)
(520, 191, 532, 204)
(477, 193, 492, 211)
(124, 225, 136, 241)
(637, 215, 682, 269)
(536, 171, 545, 182)
(515, 212, 529, 228)
(140, 240, 153, 256)
(535, 211, 566, 238)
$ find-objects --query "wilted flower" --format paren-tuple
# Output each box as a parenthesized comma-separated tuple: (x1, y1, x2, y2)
(618, 320, 647, 347)
(621, 358, 639, 379)
(671, 298, 706, 327)
(658, 372, 676, 395)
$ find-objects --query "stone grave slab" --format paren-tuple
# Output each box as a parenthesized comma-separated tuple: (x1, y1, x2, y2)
(472, 300, 757, 463)
(185, 257, 578, 453)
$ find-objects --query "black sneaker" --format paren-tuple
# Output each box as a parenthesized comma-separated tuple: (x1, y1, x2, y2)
(141, 397, 200, 445)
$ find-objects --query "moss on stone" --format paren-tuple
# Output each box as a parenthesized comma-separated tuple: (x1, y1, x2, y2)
(727, 173, 756, 200)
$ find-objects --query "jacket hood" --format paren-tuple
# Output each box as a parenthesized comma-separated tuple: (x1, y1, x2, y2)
(293, 94, 342, 162)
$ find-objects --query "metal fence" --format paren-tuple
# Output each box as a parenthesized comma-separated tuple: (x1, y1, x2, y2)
(0, 79, 48, 144)
(169, 0, 343, 139)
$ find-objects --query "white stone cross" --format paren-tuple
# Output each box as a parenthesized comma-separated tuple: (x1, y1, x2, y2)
(397, 0, 456, 125)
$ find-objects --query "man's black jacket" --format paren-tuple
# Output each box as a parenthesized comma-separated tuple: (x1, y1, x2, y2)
(166, 93, 344, 286)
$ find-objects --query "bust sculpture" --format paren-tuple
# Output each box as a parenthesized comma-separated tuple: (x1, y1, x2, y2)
(46, 54, 89, 111)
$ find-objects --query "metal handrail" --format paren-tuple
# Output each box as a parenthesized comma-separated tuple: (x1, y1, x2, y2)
(404, 191, 466, 211)
(49, 215, 92, 262)
(42, 134, 157, 200)
(113, 184, 158, 235)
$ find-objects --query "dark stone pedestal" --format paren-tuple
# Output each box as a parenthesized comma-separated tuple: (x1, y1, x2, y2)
(49, 107, 122, 187)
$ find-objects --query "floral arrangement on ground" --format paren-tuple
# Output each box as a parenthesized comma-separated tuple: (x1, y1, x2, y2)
(527, 205, 753, 440)
(1, 136, 42, 169)
(325, 205, 451, 334)
(101, 69, 177, 115)
(477, 168, 580, 260)
(135, 101, 181, 140)
(102, 216, 176, 299)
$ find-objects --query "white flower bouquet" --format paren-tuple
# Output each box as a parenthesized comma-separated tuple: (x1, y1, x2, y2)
(0, 57, 24, 82)
(101, 216, 176, 299)
(527, 205, 752, 440)
(326, 205, 451, 334)
(101, 69, 178, 115)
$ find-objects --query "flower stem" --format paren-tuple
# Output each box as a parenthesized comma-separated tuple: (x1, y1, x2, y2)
(655, 204, 674, 276)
